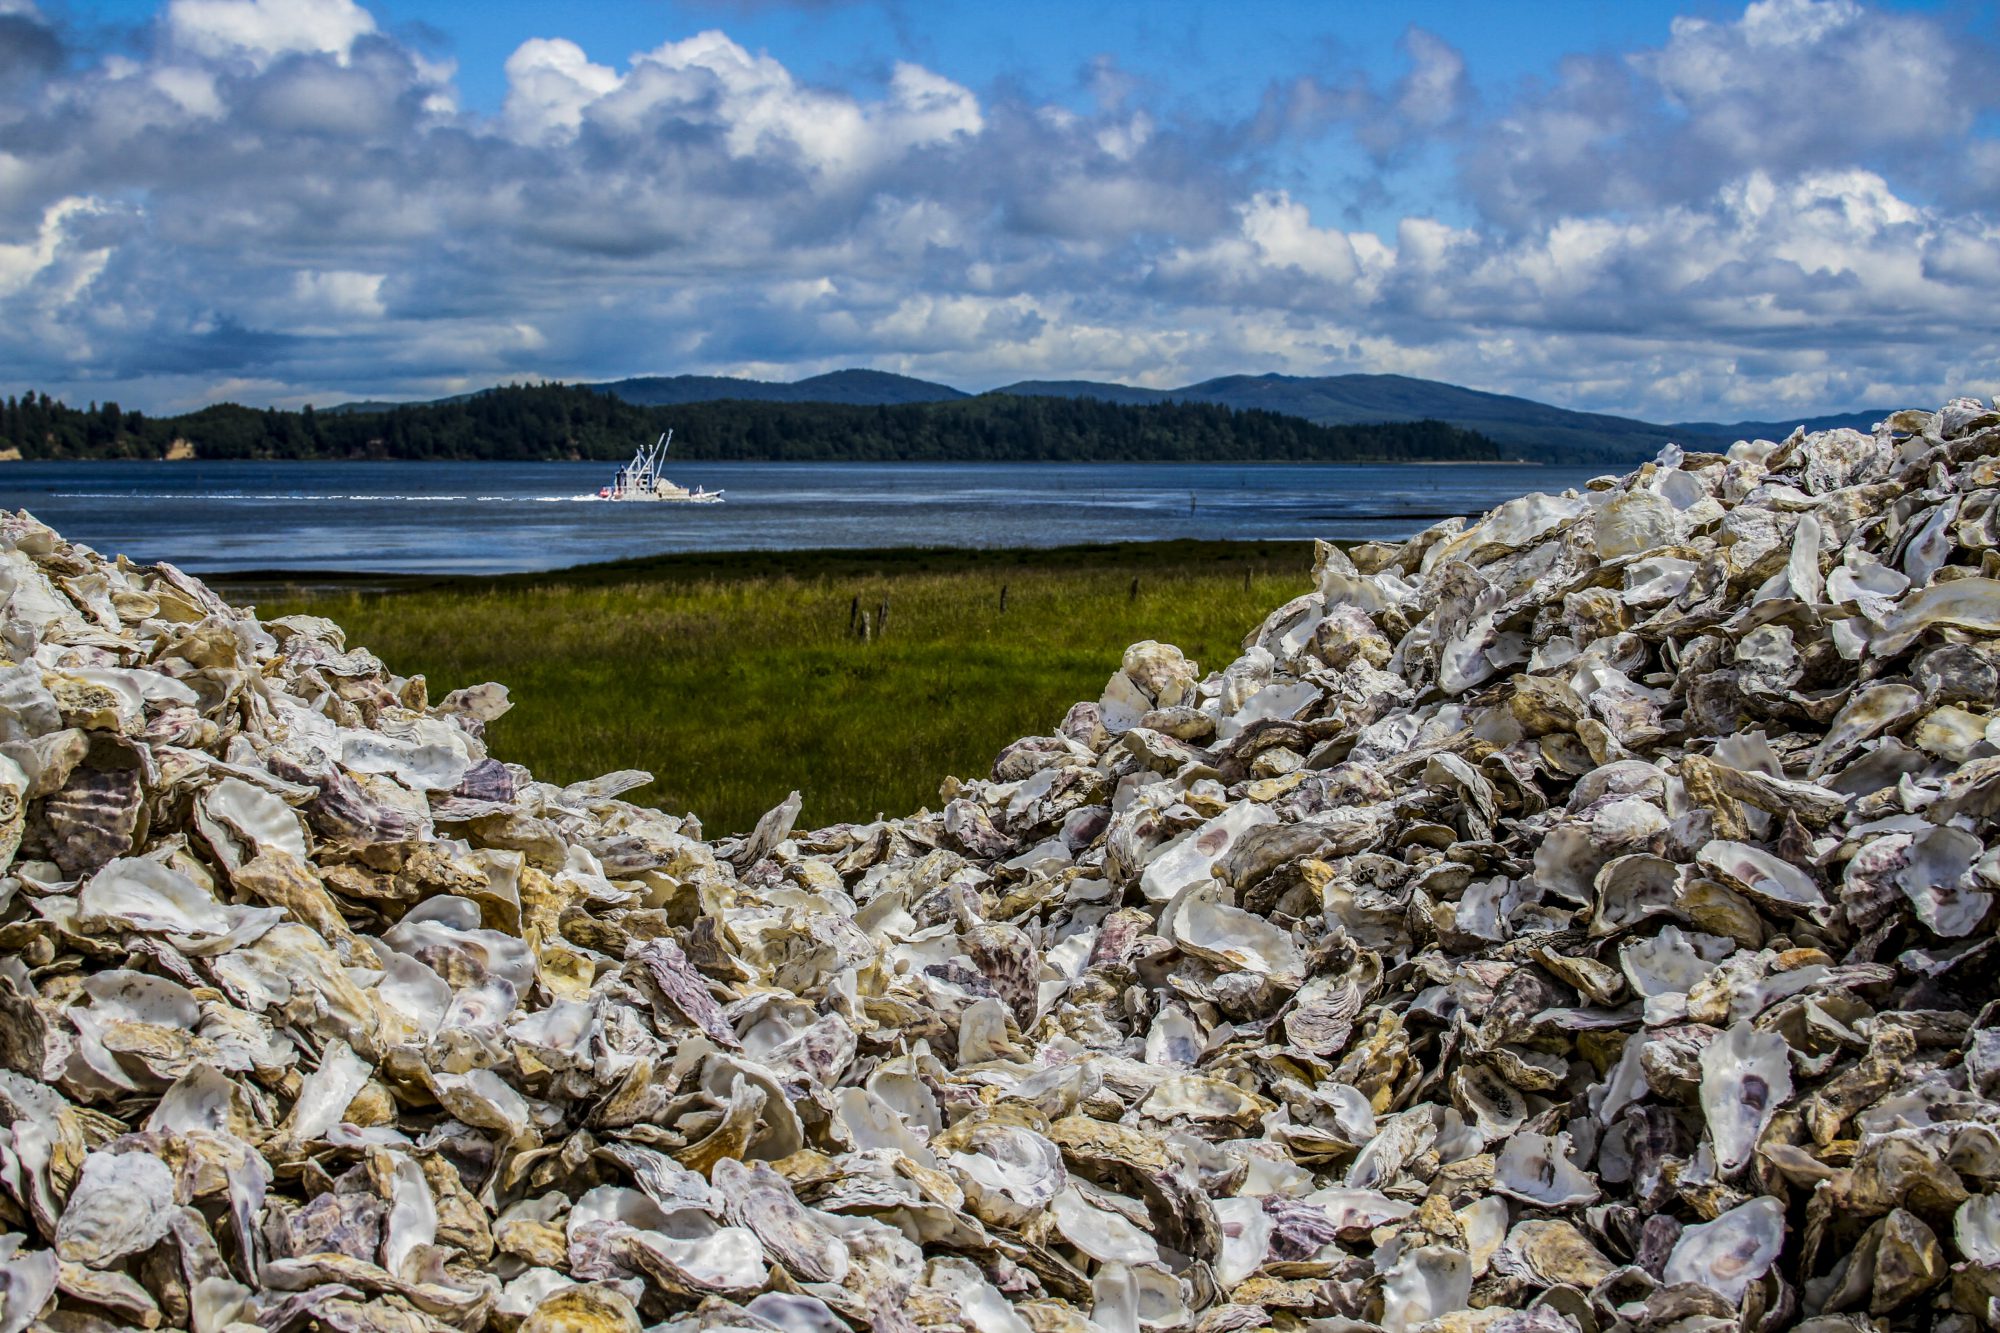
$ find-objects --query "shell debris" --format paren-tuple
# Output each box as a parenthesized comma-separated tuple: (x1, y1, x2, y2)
(2, 400, 2000, 1332)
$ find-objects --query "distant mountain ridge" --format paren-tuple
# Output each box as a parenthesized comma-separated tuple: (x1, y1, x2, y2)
(993, 373, 1690, 461)
(997, 380, 1175, 407)
(334, 368, 1887, 464)
(595, 369, 966, 407)
(592, 369, 1878, 462)
(1666, 410, 1890, 442)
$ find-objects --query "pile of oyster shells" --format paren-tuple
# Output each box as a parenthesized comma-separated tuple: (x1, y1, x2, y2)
(4, 398, 2000, 1333)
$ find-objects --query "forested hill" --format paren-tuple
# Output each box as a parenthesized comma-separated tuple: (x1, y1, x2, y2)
(1, 383, 1502, 463)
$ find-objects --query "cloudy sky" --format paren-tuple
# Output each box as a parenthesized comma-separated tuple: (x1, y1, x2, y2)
(2, 0, 1996, 420)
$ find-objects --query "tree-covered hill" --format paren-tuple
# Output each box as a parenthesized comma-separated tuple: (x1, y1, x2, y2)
(998, 372, 1710, 462)
(1, 383, 1501, 463)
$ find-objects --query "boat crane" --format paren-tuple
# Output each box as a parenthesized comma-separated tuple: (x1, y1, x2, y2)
(596, 430, 724, 503)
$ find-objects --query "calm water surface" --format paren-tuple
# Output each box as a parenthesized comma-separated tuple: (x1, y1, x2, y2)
(0, 459, 1612, 574)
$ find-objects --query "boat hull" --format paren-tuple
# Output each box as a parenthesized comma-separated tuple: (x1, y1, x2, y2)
(593, 492, 724, 503)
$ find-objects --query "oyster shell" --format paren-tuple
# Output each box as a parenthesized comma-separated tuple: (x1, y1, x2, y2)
(1662, 1195, 1784, 1306)
(1699, 1020, 1793, 1173)
(1492, 1132, 1600, 1208)
(53, 1151, 178, 1268)
(6, 399, 2000, 1331)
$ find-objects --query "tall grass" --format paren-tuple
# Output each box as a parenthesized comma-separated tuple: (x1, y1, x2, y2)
(253, 545, 1312, 835)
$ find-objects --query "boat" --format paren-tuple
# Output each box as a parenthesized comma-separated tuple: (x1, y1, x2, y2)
(595, 431, 724, 503)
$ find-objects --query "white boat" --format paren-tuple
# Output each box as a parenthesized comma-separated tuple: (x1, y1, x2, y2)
(596, 431, 724, 503)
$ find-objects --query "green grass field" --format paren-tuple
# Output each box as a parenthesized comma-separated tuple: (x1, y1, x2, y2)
(243, 540, 1314, 836)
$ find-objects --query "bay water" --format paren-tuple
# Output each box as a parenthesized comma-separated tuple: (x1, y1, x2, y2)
(0, 458, 1610, 574)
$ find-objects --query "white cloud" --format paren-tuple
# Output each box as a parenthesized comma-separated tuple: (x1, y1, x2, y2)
(502, 37, 618, 144)
(148, 64, 223, 117)
(0, 197, 106, 296)
(0, 197, 116, 364)
(165, 0, 375, 66)
(1154, 192, 1390, 306)
(291, 269, 385, 319)
(1471, 0, 1996, 225)
(1254, 24, 1470, 163)
(0, 0, 1993, 423)
(1383, 27, 1465, 137)
(510, 30, 982, 182)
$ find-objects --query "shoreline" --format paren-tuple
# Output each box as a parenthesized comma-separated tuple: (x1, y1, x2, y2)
(205, 536, 1326, 599)
(4, 455, 1548, 467)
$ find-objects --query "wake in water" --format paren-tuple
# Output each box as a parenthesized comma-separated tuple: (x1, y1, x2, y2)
(16, 458, 1606, 574)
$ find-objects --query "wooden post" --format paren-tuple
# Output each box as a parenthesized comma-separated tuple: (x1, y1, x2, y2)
(848, 595, 859, 636)
(1129, 576, 1139, 601)
(877, 595, 890, 639)
(858, 610, 871, 643)
(999, 584, 1007, 613)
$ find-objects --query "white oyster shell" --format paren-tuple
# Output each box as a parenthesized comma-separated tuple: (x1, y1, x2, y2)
(1492, 1131, 1600, 1208)
(1379, 1243, 1472, 1333)
(660, 1227, 768, 1289)
(1051, 1186, 1160, 1266)
(196, 775, 308, 869)
(1211, 1196, 1273, 1289)
(1899, 824, 1991, 937)
(946, 1125, 1065, 1229)
(1696, 840, 1826, 914)
(927, 1256, 1033, 1333)
(1955, 1193, 2000, 1268)
(1663, 1195, 1784, 1306)
(77, 856, 231, 938)
(1138, 802, 1277, 902)
(0, 1238, 58, 1333)
(53, 1151, 177, 1267)
(1166, 886, 1306, 987)
(1698, 1020, 1793, 1172)
(1090, 1261, 1186, 1333)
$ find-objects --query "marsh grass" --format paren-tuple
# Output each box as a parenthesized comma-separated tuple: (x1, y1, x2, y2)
(249, 540, 1314, 835)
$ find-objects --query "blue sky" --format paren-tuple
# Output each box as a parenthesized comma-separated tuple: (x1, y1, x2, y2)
(5, 0, 1998, 418)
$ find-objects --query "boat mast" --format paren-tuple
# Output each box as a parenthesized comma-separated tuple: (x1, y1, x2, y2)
(606, 429, 682, 498)
(646, 431, 671, 493)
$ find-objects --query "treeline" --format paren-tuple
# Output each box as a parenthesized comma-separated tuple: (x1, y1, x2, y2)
(1, 383, 1501, 463)
(668, 394, 1497, 463)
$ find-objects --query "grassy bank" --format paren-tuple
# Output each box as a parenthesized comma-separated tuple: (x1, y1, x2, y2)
(243, 540, 1314, 835)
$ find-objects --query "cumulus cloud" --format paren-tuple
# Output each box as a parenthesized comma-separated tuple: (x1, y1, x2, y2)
(502, 38, 618, 144)
(1466, 0, 1999, 227)
(165, 0, 376, 65)
(0, 0, 1994, 421)
(1254, 25, 1469, 165)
